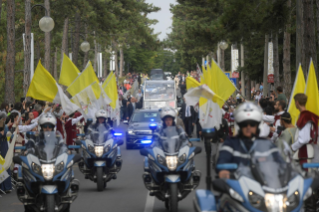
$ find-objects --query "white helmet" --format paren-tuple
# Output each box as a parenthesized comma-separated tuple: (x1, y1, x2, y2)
(234, 102, 263, 124)
(160, 107, 176, 120)
(39, 112, 57, 127)
(95, 109, 108, 119)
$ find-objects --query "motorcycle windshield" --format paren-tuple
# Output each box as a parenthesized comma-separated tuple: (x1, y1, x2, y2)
(34, 131, 67, 161)
(159, 127, 185, 154)
(87, 124, 111, 145)
(249, 139, 297, 189)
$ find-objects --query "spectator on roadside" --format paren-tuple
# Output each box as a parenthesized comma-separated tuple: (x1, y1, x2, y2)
(277, 86, 287, 104)
(0, 103, 9, 114)
(180, 81, 187, 96)
(255, 90, 262, 104)
(260, 82, 263, 93)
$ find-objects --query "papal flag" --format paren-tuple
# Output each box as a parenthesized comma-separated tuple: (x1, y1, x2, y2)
(27, 61, 79, 115)
(0, 155, 9, 184)
(287, 64, 305, 125)
(59, 53, 80, 87)
(305, 59, 319, 117)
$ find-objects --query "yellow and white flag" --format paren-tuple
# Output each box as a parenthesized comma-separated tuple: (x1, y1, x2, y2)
(59, 53, 80, 87)
(104, 74, 118, 109)
(287, 64, 306, 125)
(0, 155, 9, 184)
(305, 59, 319, 117)
(27, 61, 79, 115)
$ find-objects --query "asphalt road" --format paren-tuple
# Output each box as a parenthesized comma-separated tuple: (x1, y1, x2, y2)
(0, 124, 208, 212)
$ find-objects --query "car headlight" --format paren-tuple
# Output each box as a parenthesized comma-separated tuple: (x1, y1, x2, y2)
(166, 156, 178, 171)
(104, 144, 111, 154)
(128, 130, 135, 135)
(229, 188, 244, 202)
(55, 161, 64, 173)
(95, 146, 104, 157)
(41, 164, 55, 181)
(248, 191, 264, 208)
(265, 193, 285, 211)
(88, 145, 94, 153)
(31, 162, 41, 173)
(157, 154, 165, 164)
(178, 153, 186, 164)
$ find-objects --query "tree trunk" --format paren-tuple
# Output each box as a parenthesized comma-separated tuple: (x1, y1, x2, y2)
(44, 0, 51, 73)
(113, 40, 119, 75)
(240, 44, 245, 97)
(120, 47, 124, 77)
(283, 0, 292, 99)
(296, 0, 304, 74)
(53, 47, 57, 80)
(5, 0, 15, 104)
(72, 12, 80, 68)
(273, 33, 280, 89)
(24, 0, 31, 97)
(94, 31, 97, 72)
(35, 40, 41, 65)
(103, 56, 108, 77)
(303, 0, 317, 79)
(83, 23, 88, 70)
(0, 0, 3, 22)
(61, 17, 68, 70)
(246, 74, 251, 101)
(220, 48, 225, 71)
(263, 34, 269, 97)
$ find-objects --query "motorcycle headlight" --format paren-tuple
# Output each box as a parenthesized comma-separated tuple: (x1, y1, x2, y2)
(41, 164, 55, 181)
(22, 162, 29, 170)
(128, 130, 135, 135)
(286, 190, 300, 208)
(166, 156, 178, 171)
(88, 145, 95, 153)
(265, 193, 285, 211)
(95, 146, 104, 157)
(104, 144, 111, 154)
(31, 162, 41, 173)
(157, 154, 165, 165)
(178, 153, 186, 164)
(229, 188, 244, 202)
(55, 161, 64, 173)
(248, 191, 264, 208)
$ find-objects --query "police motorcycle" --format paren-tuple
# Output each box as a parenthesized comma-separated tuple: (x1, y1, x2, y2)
(13, 131, 81, 212)
(76, 122, 124, 191)
(194, 138, 318, 212)
(140, 123, 202, 212)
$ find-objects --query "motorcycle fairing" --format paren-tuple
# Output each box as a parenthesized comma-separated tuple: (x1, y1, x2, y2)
(194, 189, 217, 212)
(20, 155, 45, 182)
(53, 154, 75, 181)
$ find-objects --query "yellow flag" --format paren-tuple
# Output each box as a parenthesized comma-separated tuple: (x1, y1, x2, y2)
(59, 53, 80, 87)
(27, 61, 58, 101)
(287, 64, 306, 125)
(102, 72, 114, 89)
(67, 61, 101, 99)
(305, 59, 319, 117)
(186, 77, 201, 90)
(209, 60, 236, 107)
(104, 74, 118, 109)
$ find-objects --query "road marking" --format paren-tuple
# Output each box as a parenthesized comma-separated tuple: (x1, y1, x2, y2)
(144, 192, 155, 212)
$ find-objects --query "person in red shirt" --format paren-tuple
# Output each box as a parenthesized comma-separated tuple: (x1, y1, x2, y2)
(64, 112, 84, 146)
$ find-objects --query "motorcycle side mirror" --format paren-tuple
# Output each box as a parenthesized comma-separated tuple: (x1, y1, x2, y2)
(13, 156, 22, 165)
(194, 146, 202, 155)
(75, 140, 82, 146)
(140, 149, 149, 157)
(117, 139, 124, 146)
(72, 154, 82, 163)
(212, 179, 230, 193)
(302, 163, 319, 169)
(216, 163, 238, 170)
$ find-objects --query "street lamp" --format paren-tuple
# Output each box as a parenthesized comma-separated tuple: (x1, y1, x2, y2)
(80, 41, 90, 52)
(31, 5, 55, 32)
(219, 41, 228, 50)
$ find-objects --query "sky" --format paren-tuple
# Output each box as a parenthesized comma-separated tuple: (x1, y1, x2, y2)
(145, 0, 176, 41)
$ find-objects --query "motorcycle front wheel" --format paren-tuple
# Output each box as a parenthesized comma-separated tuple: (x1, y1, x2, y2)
(45, 194, 55, 212)
(169, 183, 178, 212)
(96, 167, 104, 191)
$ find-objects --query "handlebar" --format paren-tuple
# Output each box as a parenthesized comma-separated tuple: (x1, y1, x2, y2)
(68, 145, 81, 149)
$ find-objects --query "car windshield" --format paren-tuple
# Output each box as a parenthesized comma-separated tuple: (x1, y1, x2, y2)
(87, 124, 112, 145)
(159, 127, 186, 154)
(33, 131, 67, 161)
(235, 139, 297, 189)
(131, 111, 161, 123)
(144, 82, 175, 101)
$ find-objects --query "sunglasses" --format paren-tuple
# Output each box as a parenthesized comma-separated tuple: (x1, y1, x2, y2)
(239, 121, 258, 128)
(42, 124, 54, 129)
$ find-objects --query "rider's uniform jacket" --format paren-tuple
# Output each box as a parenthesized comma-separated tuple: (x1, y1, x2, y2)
(291, 110, 319, 163)
(217, 136, 253, 170)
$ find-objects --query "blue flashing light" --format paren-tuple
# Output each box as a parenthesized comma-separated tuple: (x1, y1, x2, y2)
(149, 123, 157, 127)
(150, 119, 154, 122)
(114, 133, 123, 137)
(141, 140, 152, 144)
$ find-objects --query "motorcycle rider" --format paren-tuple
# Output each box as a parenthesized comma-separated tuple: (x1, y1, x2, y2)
(85, 109, 111, 133)
(217, 102, 264, 179)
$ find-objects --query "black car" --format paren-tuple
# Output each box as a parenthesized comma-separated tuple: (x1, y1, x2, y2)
(125, 109, 162, 149)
